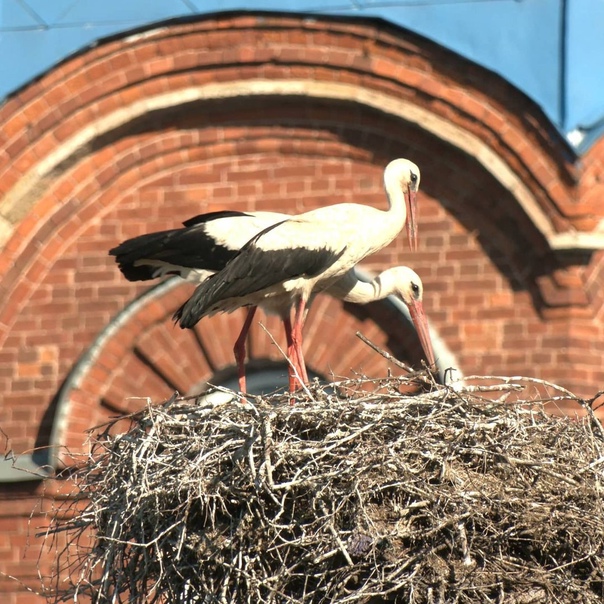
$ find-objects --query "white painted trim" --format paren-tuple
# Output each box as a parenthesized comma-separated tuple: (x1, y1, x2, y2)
(549, 231, 604, 250)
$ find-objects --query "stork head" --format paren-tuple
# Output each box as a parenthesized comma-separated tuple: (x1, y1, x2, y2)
(381, 266, 435, 369)
(384, 159, 421, 252)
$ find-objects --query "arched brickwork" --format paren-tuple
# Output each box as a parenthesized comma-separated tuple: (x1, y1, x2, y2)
(1, 12, 603, 452)
(0, 9, 602, 439)
(2, 14, 604, 601)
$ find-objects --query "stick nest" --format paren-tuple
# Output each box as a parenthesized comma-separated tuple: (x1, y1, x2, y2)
(45, 373, 604, 603)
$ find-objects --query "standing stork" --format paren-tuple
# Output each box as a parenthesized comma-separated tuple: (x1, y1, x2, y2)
(328, 265, 435, 369)
(173, 158, 422, 393)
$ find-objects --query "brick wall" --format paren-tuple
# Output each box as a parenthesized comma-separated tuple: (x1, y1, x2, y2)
(1, 13, 603, 602)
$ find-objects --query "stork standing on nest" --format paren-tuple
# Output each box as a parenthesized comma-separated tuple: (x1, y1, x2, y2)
(173, 159, 423, 393)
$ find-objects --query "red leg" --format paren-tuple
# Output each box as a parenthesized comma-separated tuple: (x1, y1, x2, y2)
(291, 297, 309, 384)
(283, 315, 302, 394)
(233, 306, 257, 398)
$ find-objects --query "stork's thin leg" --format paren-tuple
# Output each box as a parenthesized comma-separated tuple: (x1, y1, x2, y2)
(233, 306, 257, 398)
(291, 296, 309, 384)
(283, 316, 303, 394)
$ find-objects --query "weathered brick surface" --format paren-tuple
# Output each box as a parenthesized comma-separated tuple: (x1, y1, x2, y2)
(1, 12, 604, 603)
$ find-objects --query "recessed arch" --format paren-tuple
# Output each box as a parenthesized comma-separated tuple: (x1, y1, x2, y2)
(0, 91, 566, 352)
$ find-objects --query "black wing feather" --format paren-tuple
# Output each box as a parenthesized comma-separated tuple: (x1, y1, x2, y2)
(173, 237, 346, 328)
(182, 210, 251, 228)
(109, 226, 238, 281)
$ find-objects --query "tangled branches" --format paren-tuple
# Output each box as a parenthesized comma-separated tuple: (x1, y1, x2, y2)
(44, 374, 604, 603)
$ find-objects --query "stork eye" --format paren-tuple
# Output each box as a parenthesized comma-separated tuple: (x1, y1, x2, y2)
(410, 172, 418, 184)
(411, 282, 420, 296)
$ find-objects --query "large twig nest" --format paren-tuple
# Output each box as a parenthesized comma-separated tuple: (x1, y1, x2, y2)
(44, 373, 604, 603)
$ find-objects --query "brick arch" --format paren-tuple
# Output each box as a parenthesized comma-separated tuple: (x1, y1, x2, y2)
(0, 13, 601, 333)
(1, 12, 603, 462)
(0, 13, 600, 321)
(0, 13, 600, 249)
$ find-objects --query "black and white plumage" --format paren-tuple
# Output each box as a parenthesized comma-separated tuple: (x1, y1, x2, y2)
(172, 158, 421, 394)
(109, 210, 288, 283)
(174, 223, 347, 324)
(110, 209, 288, 394)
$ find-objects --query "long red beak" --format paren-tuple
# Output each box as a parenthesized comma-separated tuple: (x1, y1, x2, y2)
(407, 300, 436, 369)
(406, 188, 418, 252)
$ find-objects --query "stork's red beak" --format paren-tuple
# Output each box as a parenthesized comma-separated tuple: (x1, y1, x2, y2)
(406, 188, 418, 252)
(407, 299, 436, 369)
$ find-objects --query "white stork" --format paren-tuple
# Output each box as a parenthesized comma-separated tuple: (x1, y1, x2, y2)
(327, 265, 435, 367)
(189, 265, 436, 394)
(110, 159, 421, 393)
(172, 159, 422, 393)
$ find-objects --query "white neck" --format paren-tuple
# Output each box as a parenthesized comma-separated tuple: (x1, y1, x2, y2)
(326, 269, 397, 304)
(383, 173, 407, 223)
